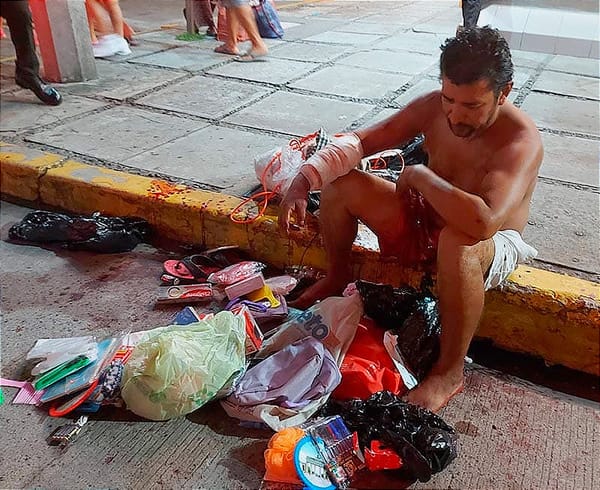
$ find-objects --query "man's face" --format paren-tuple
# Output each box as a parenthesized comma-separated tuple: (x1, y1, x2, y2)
(440, 76, 505, 138)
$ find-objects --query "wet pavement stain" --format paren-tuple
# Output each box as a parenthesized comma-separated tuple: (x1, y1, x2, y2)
(455, 420, 480, 437)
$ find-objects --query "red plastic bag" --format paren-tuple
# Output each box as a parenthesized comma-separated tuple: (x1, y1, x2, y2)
(333, 317, 406, 400)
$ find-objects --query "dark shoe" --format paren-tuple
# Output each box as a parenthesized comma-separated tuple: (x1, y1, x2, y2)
(15, 77, 62, 106)
(206, 27, 217, 38)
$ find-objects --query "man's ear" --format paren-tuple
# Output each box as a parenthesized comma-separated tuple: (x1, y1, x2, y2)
(498, 82, 513, 105)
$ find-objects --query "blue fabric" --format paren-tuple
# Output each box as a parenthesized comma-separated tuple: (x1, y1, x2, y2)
(253, 1, 284, 39)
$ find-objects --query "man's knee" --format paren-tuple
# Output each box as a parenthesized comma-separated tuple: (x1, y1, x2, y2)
(437, 226, 494, 271)
(320, 169, 364, 207)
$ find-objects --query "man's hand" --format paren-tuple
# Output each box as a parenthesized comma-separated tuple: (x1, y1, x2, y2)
(278, 173, 311, 234)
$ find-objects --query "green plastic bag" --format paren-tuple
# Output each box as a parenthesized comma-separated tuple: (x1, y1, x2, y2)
(121, 311, 246, 421)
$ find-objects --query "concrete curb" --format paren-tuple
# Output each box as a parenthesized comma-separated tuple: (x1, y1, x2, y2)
(2, 142, 599, 376)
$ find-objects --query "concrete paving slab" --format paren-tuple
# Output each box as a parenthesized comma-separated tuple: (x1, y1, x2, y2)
(392, 78, 441, 106)
(304, 31, 384, 46)
(0, 94, 107, 133)
(413, 14, 460, 37)
(532, 70, 599, 100)
(337, 49, 437, 76)
(58, 60, 188, 100)
(520, 92, 600, 136)
(539, 132, 599, 187)
(135, 28, 198, 46)
(26, 106, 201, 163)
(372, 31, 445, 55)
(289, 64, 410, 99)
(276, 19, 344, 42)
(135, 75, 273, 119)
(525, 180, 600, 273)
(332, 21, 401, 36)
(362, 107, 399, 126)
(513, 68, 533, 89)
(207, 57, 318, 85)
(223, 91, 375, 136)
(268, 41, 350, 63)
(546, 54, 600, 78)
(510, 48, 551, 68)
(123, 125, 287, 193)
(128, 45, 227, 71)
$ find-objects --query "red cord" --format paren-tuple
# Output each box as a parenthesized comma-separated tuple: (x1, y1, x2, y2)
(229, 131, 320, 224)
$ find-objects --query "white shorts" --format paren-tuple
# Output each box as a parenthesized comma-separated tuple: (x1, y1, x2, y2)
(484, 230, 538, 291)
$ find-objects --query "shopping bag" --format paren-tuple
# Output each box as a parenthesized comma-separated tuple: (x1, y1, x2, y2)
(252, 0, 284, 38)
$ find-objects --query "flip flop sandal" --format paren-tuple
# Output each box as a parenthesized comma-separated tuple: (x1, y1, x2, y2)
(163, 254, 221, 281)
(201, 245, 248, 269)
(234, 51, 268, 62)
(214, 44, 240, 55)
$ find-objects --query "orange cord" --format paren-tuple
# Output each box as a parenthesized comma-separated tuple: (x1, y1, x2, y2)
(229, 131, 320, 224)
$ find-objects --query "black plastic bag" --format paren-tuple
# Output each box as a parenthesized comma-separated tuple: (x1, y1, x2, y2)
(394, 294, 441, 381)
(321, 391, 457, 482)
(367, 134, 429, 182)
(9, 210, 150, 253)
(357, 279, 441, 381)
(356, 280, 420, 329)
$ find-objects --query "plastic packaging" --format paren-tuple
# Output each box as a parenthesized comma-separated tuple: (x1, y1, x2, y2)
(264, 427, 305, 484)
(265, 275, 298, 296)
(121, 312, 246, 421)
(9, 210, 150, 253)
(207, 261, 266, 286)
(321, 391, 457, 482)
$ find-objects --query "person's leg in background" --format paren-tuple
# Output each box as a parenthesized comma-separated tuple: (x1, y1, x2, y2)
(231, 3, 268, 60)
(85, 0, 131, 58)
(0, 0, 61, 105)
(198, 0, 217, 37)
(461, 0, 482, 29)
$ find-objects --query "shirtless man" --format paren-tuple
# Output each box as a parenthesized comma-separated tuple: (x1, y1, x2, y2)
(278, 27, 543, 412)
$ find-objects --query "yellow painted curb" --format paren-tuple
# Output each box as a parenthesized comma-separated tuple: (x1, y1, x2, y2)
(1, 143, 598, 376)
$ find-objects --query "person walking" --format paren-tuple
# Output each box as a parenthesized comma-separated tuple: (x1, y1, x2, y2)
(214, 0, 268, 61)
(0, 0, 62, 105)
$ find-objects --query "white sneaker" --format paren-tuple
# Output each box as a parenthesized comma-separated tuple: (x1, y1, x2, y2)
(92, 34, 132, 58)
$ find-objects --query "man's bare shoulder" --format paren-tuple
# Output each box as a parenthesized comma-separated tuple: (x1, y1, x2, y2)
(487, 103, 543, 175)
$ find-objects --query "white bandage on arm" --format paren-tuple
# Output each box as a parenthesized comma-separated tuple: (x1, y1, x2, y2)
(298, 132, 364, 191)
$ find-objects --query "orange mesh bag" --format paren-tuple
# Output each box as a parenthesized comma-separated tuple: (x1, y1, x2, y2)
(263, 427, 305, 484)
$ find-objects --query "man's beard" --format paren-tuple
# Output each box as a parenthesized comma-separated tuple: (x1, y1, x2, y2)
(448, 122, 476, 138)
(447, 106, 497, 138)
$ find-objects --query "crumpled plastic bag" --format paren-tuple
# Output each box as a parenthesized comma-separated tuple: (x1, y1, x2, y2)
(8, 210, 150, 253)
(222, 294, 363, 430)
(321, 391, 457, 482)
(357, 279, 441, 382)
(121, 311, 246, 421)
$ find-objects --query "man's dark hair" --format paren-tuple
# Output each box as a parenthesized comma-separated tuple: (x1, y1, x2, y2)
(440, 26, 513, 96)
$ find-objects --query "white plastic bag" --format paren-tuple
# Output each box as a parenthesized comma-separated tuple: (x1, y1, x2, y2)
(254, 145, 304, 196)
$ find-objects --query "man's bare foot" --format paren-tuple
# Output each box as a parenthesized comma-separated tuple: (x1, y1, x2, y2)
(406, 371, 464, 413)
(288, 276, 347, 309)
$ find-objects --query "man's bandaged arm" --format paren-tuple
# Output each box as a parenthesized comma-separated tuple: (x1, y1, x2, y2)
(298, 133, 364, 191)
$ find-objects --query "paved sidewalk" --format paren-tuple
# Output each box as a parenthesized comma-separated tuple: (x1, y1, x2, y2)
(1, 200, 598, 490)
(1, 0, 598, 282)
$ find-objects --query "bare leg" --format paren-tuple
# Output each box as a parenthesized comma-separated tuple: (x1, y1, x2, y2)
(232, 5, 267, 55)
(406, 226, 494, 412)
(215, 6, 241, 54)
(291, 171, 403, 308)
(104, 0, 124, 37)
